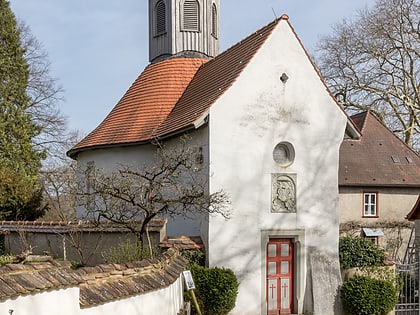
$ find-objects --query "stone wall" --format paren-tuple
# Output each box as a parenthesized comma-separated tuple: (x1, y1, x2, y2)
(0, 219, 166, 266)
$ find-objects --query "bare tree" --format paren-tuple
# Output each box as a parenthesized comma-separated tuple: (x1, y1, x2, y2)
(38, 130, 83, 221)
(316, 0, 419, 149)
(17, 21, 67, 152)
(77, 138, 230, 246)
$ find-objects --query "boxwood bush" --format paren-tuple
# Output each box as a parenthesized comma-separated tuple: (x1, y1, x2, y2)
(190, 265, 239, 315)
(339, 237, 386, 269)
(341, 275, 398, 315)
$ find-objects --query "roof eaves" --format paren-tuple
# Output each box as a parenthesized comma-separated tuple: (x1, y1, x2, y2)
(193, 110, 209, 129)
(406, 195, 420, 221)
(339, 183, 420, 188)
(67, 139, 153, 159)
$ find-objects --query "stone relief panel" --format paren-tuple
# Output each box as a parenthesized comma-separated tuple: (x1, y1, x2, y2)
(271, 174, 296, 213)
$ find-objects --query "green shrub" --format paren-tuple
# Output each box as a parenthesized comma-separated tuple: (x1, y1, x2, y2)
(0, 255, 17, 266)
(190, 265, 239, 315)
(70, 261, 84, 269)
(181, 249, 205, 268)
(341, 275, 398, 315)
(104, 240, 160, 263)
(339, 237, 386, 269)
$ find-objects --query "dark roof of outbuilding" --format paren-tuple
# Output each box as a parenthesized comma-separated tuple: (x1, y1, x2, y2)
(0, 219, 166, 234)
(339, 111, 420, 187)
(0, 248, 186, 307)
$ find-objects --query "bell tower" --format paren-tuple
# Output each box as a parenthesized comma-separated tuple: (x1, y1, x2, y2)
(148, 0, 220, 63)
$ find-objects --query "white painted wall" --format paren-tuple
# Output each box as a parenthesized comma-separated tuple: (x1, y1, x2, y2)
(207, 20, 347, 315)
(2, 276, 184, 315)
(2, 288, 81, 315)
(75, 128, 210, 237)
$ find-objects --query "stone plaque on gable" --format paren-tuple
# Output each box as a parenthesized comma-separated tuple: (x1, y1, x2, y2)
(271, 174, 296, 213)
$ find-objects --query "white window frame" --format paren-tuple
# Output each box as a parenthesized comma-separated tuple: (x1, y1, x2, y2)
(363, 192, 378, 217)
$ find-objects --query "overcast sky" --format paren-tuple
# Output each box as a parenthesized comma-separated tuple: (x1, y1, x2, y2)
(10, 0, 371, 135)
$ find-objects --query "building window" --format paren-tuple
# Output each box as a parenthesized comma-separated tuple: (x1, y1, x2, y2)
(182, 0, 199, 31)
(362, 228, 384, 246)
(273, 142, 295, 167)
(363, 192, 378, 217)
(155, 0, 166, 35)
(211, 3, 218, 38)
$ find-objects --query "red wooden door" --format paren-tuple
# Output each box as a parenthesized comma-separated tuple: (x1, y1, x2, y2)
(266, 238, 294, 315)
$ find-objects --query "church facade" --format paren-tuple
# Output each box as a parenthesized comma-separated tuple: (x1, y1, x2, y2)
(68, 1, 358, 314)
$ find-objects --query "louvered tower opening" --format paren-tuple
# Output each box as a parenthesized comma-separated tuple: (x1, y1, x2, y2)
(211, 3, 217, 37)
(182, 0, 199, 31)
(155, 0, 166, 34)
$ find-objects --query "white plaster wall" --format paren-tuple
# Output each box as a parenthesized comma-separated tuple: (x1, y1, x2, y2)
(2, 277, 184, 315)
(75, 128, 210, 237)
(207, 20, 347, 315)
(81, 276, 184, 315)
(2, 288, 80, 315)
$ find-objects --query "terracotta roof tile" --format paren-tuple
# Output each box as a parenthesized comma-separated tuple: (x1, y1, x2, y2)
(67, 18, 282, 158)
(69, 58, 207, 155)
(0, 249, 187, 306)
(160, 235, 203, 250)
(339, 111, 420, 187)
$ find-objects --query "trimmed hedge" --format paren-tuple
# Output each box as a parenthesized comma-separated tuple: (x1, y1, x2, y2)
(339, 237, 386, 269)
(341, 275, 398, 315)
(190, 265, 239, 315)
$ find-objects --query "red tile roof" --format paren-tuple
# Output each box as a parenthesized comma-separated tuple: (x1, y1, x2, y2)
(69, 57, 207, 155)
(160, 235, 203, 250)
(68, 15, 355, 159)
(339, 111, 420, 187)
(0, 249, 187, 306)
(68, 18, 283, 158)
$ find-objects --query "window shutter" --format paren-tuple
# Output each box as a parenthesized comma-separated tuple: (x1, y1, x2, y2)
(156, 0, 166, 34)
(183, 0, 199, 31)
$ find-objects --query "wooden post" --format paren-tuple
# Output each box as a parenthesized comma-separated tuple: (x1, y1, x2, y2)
(189, 289, 202, 315)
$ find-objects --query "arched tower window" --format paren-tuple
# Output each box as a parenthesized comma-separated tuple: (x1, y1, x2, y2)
(182, 0, 199, 31)
(155, 0, 166, 35)
(211, 3, 218, 38)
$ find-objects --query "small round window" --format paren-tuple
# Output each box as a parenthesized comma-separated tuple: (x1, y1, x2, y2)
(273, 142, 295, 166)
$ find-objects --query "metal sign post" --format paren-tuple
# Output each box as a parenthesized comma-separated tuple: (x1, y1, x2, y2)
(183, 270, 202, 315)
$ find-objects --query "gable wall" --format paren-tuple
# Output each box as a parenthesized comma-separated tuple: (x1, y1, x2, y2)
(207, 20, 347, 315)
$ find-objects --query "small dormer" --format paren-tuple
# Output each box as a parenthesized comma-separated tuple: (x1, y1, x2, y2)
(149, 0, 220, 63)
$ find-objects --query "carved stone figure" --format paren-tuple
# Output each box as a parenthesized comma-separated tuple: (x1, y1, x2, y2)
(272, 174, 296, 213)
